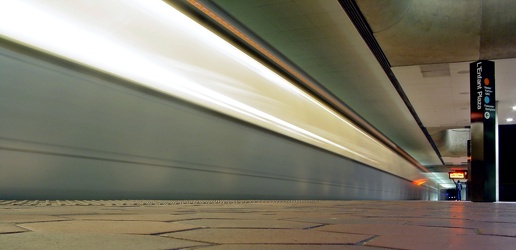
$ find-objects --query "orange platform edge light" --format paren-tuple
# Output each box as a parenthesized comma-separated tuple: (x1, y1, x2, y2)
(412, 179, 426, 186)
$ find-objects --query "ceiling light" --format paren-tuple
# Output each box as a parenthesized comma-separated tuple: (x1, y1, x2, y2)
(513, 106, 516, 111)
(508, 118, 514, 122)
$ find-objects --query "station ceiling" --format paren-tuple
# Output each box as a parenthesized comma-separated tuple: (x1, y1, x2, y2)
(188, 0, 516, 184)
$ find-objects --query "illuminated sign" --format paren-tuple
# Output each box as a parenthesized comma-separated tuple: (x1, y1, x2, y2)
(449, 171, 467, 179)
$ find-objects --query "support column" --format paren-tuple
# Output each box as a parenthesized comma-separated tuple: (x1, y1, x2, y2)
(469, 60, 496, 202)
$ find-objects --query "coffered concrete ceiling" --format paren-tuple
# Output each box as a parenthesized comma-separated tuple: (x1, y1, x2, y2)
(198, 0, 516, 178)
(356, 0, 516, 66)
(357, 0, 516, 167)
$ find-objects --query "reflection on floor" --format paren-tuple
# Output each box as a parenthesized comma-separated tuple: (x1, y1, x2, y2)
(1, 200, 516, 249)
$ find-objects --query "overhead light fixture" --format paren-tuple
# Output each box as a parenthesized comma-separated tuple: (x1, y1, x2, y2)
(507, 118, 514, 122)
(513, 106, 516, 111)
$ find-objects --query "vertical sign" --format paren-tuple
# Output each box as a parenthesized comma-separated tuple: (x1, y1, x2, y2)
(470, 60, 496, 202)
(467, 139, 471, 201)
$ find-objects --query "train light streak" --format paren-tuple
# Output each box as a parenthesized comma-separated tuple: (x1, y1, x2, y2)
(0, 0, 427, 182)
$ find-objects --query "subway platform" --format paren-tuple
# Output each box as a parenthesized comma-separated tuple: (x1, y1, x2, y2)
(1, 200, 516, 249)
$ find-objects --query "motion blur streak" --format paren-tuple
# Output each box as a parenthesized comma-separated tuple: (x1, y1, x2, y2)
(0, 1, 428, 185)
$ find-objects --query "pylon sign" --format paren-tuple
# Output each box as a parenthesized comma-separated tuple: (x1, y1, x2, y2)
(469, 60, 496, 202)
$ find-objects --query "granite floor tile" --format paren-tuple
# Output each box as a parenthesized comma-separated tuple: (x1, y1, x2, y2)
(476, 224, 516, 237)
(199, 244, 385, 250)
(165, 228, 372, 244)
(0, 232, 208, 250)
(1, 206, 128, 215)
(176, 212, 289, 220)
(2, 200, 516, 249)
(0, 214, 68, 223)
(403, 217, 501, 229)
(62, 213, 185, 222)
(174, 209, 334, 218)
(18, 220, 199, 235)
(366, 233, 516, 250)
(285, 216, 408, 225)
(0, 223, 27, 234)
(317, 223, 475, 236)
(182, 218, 320, 229)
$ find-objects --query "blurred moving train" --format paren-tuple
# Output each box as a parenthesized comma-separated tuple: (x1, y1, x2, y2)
(0, 1, 437, 200)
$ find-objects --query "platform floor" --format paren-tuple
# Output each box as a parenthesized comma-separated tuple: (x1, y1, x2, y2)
(1, 200, 516, 249)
